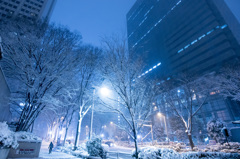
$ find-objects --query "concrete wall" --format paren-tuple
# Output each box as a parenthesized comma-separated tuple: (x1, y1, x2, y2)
(0, 67, 11, 122)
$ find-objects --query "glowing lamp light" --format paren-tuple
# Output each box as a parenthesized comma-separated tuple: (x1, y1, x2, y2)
(204, 137, 209, 142)
(100, 134, 104, 138)
(100, 87, 111, 97)
(137, 135, 141, 139)
(157, 112, 162, 117)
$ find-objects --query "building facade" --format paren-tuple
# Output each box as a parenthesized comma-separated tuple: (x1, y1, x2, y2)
(0, 0, 56, 21)
(127, 0, 240, 129)
(0, 66, 11, 122)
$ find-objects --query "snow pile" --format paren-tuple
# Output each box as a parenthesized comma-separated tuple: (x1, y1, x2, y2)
(72, 143, 89, 157)
(15, 131, 41, 142)
(180, 152, 240, 159)
(134, 147, 240, 159)
(60, 143, 89, 158)
(202, 142, 240, 153)
(0, 122, 18, 149)
(86, 136, 107, 158)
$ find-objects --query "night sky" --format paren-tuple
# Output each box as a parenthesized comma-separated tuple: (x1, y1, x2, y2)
(50, 0, 239, 47)
(50, 0, 136, 46)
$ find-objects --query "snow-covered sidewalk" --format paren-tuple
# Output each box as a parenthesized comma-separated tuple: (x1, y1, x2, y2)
(39, 141, 79, 159)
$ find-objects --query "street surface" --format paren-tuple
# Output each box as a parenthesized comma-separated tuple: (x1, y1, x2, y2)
(108, 146, 133, 159)
(13, 141, 134, 159)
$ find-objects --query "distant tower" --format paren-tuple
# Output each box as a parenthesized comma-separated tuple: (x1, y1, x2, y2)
(0, 0, 57, 21)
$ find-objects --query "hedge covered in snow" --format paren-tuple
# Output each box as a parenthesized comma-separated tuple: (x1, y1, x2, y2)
(133, 147, 240, 159)
(86, 136, 107, 159)
(0, 122, 18, 149)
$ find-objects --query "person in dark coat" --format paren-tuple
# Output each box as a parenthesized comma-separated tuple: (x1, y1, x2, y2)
(48, 142, 54, 154)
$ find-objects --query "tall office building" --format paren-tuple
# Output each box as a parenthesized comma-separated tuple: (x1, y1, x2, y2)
(0, 0, 56, 21)
(127, 0, 240, 125)
(127, 0, 240, 79)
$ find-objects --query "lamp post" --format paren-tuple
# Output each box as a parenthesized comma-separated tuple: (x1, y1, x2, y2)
(90, 89, 95, 140)
(90, 87, 111, 140)
(157, 112, 169, 144)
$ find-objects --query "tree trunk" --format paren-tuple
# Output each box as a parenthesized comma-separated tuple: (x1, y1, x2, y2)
(187, 134, 194, 150)
(74, 118, 82, 150)
(53, 123, 59, 142)
(57, 125, 62, 146)
(63, 127, 69, 146)
(133, 130, 139, 159)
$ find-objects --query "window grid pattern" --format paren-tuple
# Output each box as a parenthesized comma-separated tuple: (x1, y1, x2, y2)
(131, 0, 182, 48)
(177, 24, 228, 54)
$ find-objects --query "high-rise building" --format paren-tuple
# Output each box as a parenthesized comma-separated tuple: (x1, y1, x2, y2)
(127, 0, 240, 79)
(127, 0, 240, 126)
(0, 0, 56, 21)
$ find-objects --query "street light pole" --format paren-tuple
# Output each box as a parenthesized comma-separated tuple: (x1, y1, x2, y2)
(90, 89, 95, 140)
(163, 115, 169, 144)
(157, 112, 169, 144)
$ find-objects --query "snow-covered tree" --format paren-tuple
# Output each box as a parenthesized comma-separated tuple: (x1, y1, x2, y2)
(0, 18, 82, 131)
(210, 64, 240, 102)
(72, 46, 101, 150)
(100, 37, 157, 158)
(207, 119, 225, 143)
(169, 116, 187, 142)
(157, 74, 210, 149)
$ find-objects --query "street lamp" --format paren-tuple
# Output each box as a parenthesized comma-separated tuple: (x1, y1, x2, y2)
(157, 112, 169, 144)
(100, 87, 111, 97)
(90, 87, 111, 140)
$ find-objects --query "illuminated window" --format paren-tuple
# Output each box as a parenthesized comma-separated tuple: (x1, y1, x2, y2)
(177, 24, 227, 54)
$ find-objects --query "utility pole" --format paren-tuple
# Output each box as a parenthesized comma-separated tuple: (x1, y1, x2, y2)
(90, 89, 95, 140)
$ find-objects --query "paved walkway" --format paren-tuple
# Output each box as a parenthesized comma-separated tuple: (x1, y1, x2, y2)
(39, 141, 79, 159)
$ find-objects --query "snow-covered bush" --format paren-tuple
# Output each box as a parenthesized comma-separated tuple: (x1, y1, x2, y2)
(133, 147, 180, 159)
(0, 122, 18, 149)
(15, 131, 41, 141)
(86, 136, 107, 159)
(207, 119, 225, 143)
(133, 147, 240, 159)
(180, 152, 240, 159)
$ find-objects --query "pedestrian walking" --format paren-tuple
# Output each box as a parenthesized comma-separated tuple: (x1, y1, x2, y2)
(48, 141, 54, 154)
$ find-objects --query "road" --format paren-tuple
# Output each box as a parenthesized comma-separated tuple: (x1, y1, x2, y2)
(108, 146, 133, 159)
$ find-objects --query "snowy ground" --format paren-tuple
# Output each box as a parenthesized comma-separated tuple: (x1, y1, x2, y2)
(39, 141, 79, 159)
